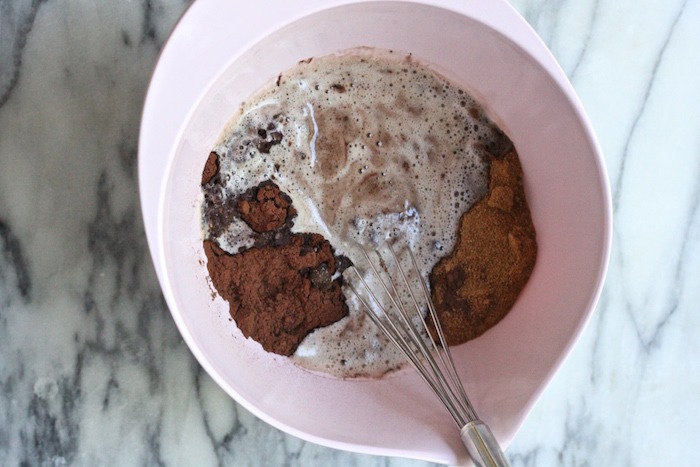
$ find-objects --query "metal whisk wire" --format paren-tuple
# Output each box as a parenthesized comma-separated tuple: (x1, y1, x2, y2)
(348, 242, 509, 467)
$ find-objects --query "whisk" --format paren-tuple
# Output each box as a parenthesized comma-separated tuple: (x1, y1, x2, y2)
(348, 242, 510, 467)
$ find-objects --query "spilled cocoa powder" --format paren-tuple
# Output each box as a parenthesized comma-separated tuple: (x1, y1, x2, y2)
(429, 150, 537, 345)
(202, 166, 349, 356)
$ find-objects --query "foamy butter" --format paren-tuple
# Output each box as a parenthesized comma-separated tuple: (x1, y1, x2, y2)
(205, 48, 511, 378)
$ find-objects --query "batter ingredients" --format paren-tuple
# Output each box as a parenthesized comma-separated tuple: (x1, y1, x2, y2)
(200, 48, 536, 377)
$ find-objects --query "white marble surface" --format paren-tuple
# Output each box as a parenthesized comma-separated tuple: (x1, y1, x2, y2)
(0, 0, 698, 465)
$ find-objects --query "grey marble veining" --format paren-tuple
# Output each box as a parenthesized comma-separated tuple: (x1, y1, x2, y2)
(1, 0, 698, 465)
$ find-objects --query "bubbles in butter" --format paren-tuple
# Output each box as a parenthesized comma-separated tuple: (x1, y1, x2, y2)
(203, 48, 512, 378)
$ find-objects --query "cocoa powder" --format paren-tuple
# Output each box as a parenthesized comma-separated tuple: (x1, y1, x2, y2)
(204, 236, 348, 356)
(203, 172, 348, 356)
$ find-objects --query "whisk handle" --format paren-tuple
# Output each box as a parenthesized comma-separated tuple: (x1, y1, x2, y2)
(460, 420, 510, 467)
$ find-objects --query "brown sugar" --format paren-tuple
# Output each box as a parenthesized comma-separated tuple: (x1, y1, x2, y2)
(429, 150, 537, 345)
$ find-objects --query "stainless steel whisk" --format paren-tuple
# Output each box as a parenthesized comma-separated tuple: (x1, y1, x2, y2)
(348, 242, 510, 467)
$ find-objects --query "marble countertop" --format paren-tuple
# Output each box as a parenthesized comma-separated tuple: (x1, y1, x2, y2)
(1, 0, 698, 465)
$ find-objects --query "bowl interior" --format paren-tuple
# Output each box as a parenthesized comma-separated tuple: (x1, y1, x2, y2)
(155, 1, 610, 464)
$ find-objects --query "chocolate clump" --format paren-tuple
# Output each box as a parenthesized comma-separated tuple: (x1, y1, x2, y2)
(255, 128, 283, 154)
(202, 152, 219, 185)
(237, 181, 296, 233)
(203, 180, 349, 356)
(201, 152, 236, 239)
(429, 150, 537, 344)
